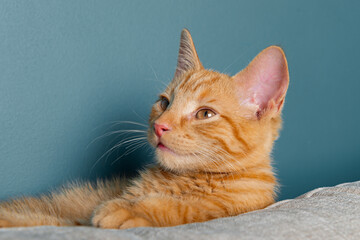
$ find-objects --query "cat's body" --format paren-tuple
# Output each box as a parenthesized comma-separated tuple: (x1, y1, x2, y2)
(0, 166, 275, 228)
(0, 29, 289, 229)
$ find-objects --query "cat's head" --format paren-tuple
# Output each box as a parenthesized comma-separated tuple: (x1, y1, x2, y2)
(148, 29, 289, 173)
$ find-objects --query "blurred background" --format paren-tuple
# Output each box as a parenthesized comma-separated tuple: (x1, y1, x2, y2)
(1, 0, 359, 201)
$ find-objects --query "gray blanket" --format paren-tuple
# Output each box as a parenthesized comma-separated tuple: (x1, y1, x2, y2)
(1, 181, 359, 240)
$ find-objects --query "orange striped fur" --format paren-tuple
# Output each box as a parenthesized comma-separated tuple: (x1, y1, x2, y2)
(0, 29, 289, 229)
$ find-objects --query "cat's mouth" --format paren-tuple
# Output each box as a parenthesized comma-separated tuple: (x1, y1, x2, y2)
(157, 142, 175, 154)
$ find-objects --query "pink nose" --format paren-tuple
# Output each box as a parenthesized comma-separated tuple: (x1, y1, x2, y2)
(154, 123, 170, 137)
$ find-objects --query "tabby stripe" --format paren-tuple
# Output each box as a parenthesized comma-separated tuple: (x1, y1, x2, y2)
(177, 72, 194, 91)
(221, 115, 250, 151)
(191, 76, 221, 93)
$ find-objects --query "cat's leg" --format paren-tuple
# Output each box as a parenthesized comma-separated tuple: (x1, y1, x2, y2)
(92, 198, 153, 229)
(0, 178, 126, 228)
(92, 191, 274, 229)
(92, 195, 232, 229)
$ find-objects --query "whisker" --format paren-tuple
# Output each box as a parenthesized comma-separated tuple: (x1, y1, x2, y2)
(90, 136, 147, 171)
(110, 120, 148, 128)
(104, 132, 147, 153)
(147, 63, 168, 88)
(132, 110, 149, 124)
(88, 120, 147, 135)
(103, 136, 147, 164)
(111, 142, 148, 166)
(124, 138, 148, 150)
(194, 143, 241, 182)
(87, 130, 147, 149)
(195, 148, 234, 183)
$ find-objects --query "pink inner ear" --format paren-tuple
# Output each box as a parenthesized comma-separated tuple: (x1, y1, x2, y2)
(251, 52, 286, 108)
(236, 46, 289, 116)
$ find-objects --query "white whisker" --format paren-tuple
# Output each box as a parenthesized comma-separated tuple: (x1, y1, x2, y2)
(91, 136, 147, 171)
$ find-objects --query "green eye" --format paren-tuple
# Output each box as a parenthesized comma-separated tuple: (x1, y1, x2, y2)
(160, 97, 169, 111)
(196, 109, 216, 119)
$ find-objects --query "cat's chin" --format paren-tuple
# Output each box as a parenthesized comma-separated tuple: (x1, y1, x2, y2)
(157, 143, 175, 154)
(155, 149, 203, 173)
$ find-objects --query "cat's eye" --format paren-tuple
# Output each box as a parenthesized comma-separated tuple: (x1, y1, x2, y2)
(196, 109, 216, 119)
(160, 97, 170, 111)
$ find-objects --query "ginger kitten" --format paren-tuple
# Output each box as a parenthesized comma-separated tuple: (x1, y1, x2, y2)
(0, 29, 289, 229)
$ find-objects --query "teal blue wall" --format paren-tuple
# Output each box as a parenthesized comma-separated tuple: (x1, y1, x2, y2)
(1, 0, 359, 201)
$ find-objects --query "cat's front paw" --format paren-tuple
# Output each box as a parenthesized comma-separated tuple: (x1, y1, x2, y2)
(92, 200, 152, 229)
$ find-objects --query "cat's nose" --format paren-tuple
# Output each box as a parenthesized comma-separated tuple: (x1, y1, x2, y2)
(154, 123, 171, 138)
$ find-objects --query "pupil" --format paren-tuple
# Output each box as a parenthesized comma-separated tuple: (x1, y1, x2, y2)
(161, 99, 168, 109)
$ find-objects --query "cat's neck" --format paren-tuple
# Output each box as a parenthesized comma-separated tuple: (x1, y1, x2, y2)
(156, 159, 274, 182)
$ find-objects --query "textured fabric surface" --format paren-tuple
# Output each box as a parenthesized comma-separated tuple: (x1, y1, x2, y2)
(0, 181, 359, 240)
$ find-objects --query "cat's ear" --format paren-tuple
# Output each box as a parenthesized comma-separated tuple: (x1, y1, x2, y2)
(174, 29, 203, 78)
(233, 46, 289, 119)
